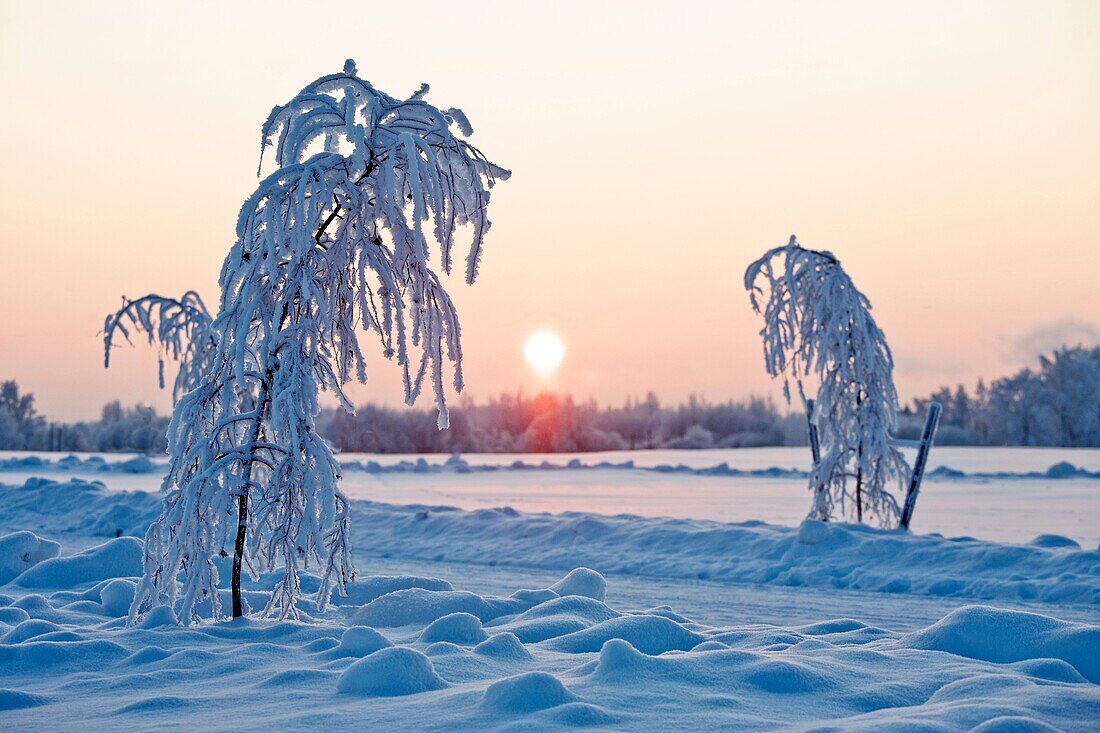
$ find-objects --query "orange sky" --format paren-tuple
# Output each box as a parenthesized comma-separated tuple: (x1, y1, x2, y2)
(1, 1, 1098, 421)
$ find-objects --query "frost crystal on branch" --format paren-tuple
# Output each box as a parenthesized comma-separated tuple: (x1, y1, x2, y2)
(126, 61, 508, 624)
(745, 236, 908, 526)
(103, 292, 216, 403)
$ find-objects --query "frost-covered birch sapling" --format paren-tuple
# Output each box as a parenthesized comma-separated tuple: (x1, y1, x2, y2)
(122, 61, 508, 624)
(745, 236, 908, 526)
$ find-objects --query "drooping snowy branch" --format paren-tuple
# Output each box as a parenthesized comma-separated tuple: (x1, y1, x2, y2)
(745, 236, 908, 526)
(103, 291, 216, 403)
(128, 61, 508, 625)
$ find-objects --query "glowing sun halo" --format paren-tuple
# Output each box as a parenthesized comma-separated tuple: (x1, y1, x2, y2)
(524, 331, 565, 377)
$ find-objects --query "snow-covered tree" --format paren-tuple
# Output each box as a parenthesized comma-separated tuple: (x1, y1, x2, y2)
(745, 236, 907, 525)
(126, 61, 508, 624)
(0, 381, 44, 450)
(1036, 347, 1100, 446)
(103, 291, 216, 403)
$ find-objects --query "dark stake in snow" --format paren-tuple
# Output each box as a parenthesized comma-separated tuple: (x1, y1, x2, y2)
(899, 401, 942, 530)
(745, 236, 909, 526)
(109, 61, 508, 624)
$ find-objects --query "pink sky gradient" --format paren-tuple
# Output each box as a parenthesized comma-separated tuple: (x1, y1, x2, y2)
(1, 1, 1098, 421)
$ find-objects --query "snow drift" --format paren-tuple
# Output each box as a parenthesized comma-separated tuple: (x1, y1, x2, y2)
(2, 477, 1097, 607)
(1, 554, 1096, 731)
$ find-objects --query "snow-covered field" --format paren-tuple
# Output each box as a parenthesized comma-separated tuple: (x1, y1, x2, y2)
(4, 447, 1098, 546)
(1, 448, 1097, 730)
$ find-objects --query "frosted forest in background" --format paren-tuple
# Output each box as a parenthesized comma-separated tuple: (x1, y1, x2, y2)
(2, 344, 1098, 453)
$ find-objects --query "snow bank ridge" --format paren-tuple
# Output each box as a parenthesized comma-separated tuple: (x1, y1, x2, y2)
(4, 453, 1098, 481)
(2, 478, 1098, 608)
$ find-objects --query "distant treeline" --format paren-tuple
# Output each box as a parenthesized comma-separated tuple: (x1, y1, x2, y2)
(1, 346, 1097, 453)
(319, 393, 805, 454)
(0, 389, 167, 453)
(901, 346, 1100, 448)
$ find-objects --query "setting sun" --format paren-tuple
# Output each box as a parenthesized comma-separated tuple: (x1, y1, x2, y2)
(523, 330, 565, 377)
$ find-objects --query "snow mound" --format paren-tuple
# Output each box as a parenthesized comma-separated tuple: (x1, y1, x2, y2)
(10, 537, 141, 589)
(0, 606, 29, 624)
(332, 626, 392, 658)
(548, 567, 606, 601)
(0, 639, 128, 675)
(509, 587, 557, 603)
(545, 613, 706, 654)
(419, 612, 487, 644)
(740, 657, 834, 694)
(137, 606, 179, 628)
(8, 594, 63, 623)
(122, 646, 172, 665)
(0, 688, 49, 711)
(332, 575, 454, 606)
(925, 674, 1040, 708)
(502, 617, 588, 644)
(3, 619, 63, 644)
(474, 632, 534, 660)
(96, 579, 136, 616)
(900, 605, 1100, 683)
(1041, 461, 1087, 479)
(349, 588, 501, 628)
(1027, 534, 1080, 550)
(423, 641, 466, 656)
(113, 456, 157, 474)
(481, 671, 578, 714)
(0, 532, 61, 586)
(336, 647, 448, 696)
(970, 715, 1062, 733)
(500, 594, 621, 643)
(1010, 658, 1087, 684)
(593, 638, 649, 677)
(797, 618, 869, 635)
(511, 594, 620, 625)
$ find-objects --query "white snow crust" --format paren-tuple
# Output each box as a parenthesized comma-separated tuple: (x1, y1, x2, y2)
(0, 473, 1097, 730)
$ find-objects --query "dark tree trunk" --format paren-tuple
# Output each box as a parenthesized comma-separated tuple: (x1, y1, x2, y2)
(231, 304, 288, 619)
(230, 198, 339, 619)
(855, 465, 863, 523)
(855, 391, 863, 523)
(231, 493, 248, 618)
(232, 379, 271, 620)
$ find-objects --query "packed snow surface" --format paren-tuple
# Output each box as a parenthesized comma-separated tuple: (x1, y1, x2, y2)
(0, 475, 1098, 730)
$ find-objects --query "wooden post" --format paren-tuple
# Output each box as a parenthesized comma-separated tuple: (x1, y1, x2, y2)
(899, 402, 941, 530)
(806, 399, 827, 519)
